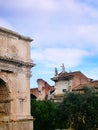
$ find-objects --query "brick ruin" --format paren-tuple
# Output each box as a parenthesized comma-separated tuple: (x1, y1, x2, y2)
(31, 64, 98, 102)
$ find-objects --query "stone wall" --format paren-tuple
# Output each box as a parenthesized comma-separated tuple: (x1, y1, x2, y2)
(0, 27, 34, 130)
(0, 119, 33, 130)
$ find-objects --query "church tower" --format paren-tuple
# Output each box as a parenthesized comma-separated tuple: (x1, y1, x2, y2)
(51, 64, 73, 102)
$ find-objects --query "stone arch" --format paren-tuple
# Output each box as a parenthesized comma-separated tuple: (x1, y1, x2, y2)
(0, 78, 10, 115)
(0, 73, 12, 93)
(0, 78, 9, 100)
(30, 94, 37, 99)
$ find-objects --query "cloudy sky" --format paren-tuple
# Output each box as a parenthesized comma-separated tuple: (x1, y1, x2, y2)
(0, 0, 98, 88)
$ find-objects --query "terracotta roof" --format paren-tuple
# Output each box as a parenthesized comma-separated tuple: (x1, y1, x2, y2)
(73, 80, 98, 91)
(51, 72, 73, 81)
(70, 71, 89, 79)
(51, 70, 89, 82)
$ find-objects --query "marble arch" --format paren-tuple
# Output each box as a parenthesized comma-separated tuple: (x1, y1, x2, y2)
(0, 27, 35, 130)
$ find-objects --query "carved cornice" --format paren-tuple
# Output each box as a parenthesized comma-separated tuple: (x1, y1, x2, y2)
(0, 98, 13, 103)
(0, 26, 33, 42)
(0, 56, 35, 68)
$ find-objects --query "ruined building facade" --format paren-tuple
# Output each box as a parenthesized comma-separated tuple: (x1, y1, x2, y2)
(51, 64, 92, 101)
(0, 27, 34, 130)
(31, 64, 96, 102)
(30, 79, 54, 100)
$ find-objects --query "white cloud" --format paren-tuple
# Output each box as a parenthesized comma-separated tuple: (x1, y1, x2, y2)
(1, 0, 98, 86)
(31, 48, 89, 68)
(76, 24, 98, 43)
(66, 24, 98, 50)
(1, 0, 98, 60)
(0, 18, 13, 29)
(31, 22, 98, 54)
(1, 0, 98, 53)
(0, 0, 58, 12)
(28, 0, 98, 54)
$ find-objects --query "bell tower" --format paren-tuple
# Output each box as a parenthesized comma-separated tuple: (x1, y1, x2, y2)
(0, 27, 35, 130)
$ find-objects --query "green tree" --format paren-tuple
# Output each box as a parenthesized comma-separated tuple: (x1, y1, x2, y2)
(31, 99, 58, 130)
(57, 87, 98, 130)
(30, 87, 98, 130)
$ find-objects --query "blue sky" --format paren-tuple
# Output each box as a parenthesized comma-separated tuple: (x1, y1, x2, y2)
(0, 0, 98, 88)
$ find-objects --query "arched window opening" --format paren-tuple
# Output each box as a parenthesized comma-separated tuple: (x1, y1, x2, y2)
(30, 94, 37, 99)
(0, 78, 10, 115)
(0, 78, 9, 101)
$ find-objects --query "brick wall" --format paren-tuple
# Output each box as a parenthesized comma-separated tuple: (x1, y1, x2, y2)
(72, 71, 89, 89)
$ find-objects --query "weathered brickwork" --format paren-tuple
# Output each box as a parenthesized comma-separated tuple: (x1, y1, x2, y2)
(71, 71, 89, 89)
(30, 79, 54, 100)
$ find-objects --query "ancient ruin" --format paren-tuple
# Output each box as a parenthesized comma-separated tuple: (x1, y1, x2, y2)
(0, 27, 35, 130)
(31, 64, 96, 102)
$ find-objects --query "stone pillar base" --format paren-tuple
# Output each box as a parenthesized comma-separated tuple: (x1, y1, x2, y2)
(0, 119, 33, 130)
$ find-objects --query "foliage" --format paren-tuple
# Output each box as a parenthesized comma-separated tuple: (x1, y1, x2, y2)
(31, 99, 58, 130)
(31, 87, 98, 130)
(57, 87, 98, 130)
